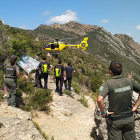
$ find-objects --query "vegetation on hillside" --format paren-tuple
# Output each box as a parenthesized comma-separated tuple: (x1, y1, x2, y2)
(1, 20, 140, 111)
(0, 20, 107, 105)
(85, 30, 140, 81)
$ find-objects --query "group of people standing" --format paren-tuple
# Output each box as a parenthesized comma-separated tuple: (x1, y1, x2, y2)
(34, 52, 75, 96)
(3, 52, 75, 107)
(3, 53, 140, 140)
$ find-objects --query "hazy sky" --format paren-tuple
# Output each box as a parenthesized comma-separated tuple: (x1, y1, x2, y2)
(0, 0, 140, 43)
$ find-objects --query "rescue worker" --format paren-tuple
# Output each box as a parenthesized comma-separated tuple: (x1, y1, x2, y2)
(3, 55, 20, 107)
(54, 59, 66, 96)
(97, 61, 140, 140)
(36, 56, 53, 89)
(34, 52, 40, 80)
(64, 62, 75, 91)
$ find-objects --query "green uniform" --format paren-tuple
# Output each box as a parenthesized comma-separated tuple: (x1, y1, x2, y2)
(4, 63, 20, 107)
(99, 75, 140, 140)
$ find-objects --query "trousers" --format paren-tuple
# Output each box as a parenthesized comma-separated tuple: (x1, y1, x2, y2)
(37, 73, 48, 89)
(56, 77, 64, 95)
(107, 116, 135, 140)
(35, 70, 40, 80)
(5, 78, 17, 107)
(64, 77, 72, 90)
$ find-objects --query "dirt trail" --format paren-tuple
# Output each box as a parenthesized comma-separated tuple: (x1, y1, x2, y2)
(33, 75, 96, 140)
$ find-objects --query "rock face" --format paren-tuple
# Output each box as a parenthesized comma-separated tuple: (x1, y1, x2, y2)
(50, 21, 100, 36)
(94, 91, 140, 140)
(0, 102, 45, 140)
(115, 34, 140, 55)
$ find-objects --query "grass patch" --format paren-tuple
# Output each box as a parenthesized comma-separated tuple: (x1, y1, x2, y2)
(78, 97, 88, 108)
(51, 136, 54, 140)
(71, 81, 81, 94)
(0, 90, 4, 101)
(63, 89, 74, 98)
(91, 89, 99, 102)
(33, 121, 48, 140)
(33, 121, 55, 140)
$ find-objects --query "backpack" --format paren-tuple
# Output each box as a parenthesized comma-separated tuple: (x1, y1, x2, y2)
(55, 66, 61, 77)
(41, 63, 48, 73)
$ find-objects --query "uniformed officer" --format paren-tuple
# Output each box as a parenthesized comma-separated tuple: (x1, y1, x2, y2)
(3, 55, 20, 107)
(97, 61, 140, 140)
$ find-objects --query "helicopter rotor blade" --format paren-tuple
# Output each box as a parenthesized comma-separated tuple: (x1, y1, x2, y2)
(59, 37, 78, 41)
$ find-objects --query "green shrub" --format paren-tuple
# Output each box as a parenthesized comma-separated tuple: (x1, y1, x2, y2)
(78, 97, 88, 108)
(72, 81, 81, 94)
(91, 89, 99, 102)
(0, 91, 4, 101)
(64, 89, 74, 98)
(20, 88, 52, 113)
(18, 75, 52, 112)
(17, 74, 34, 97)
(0, 70, 4, 90)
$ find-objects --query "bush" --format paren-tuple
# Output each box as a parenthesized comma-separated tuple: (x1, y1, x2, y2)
(64, 89, 74, 98)
(17, 75, 52, 112)
(0, 91, 4, 101)
(72, 81, 81, 94)
(78, 97, 88, 108)
(20, 88, 52, 113)
(0, 70, 4, 90)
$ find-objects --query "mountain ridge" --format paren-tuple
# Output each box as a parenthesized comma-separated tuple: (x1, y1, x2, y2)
(33, 21, 140, 80)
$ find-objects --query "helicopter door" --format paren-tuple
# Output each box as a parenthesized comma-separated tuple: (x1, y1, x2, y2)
(51, 44, 55, 49)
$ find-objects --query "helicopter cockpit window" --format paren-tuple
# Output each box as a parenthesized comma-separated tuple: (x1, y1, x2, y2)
(55, 44, 59, 48)
(47, 44, 51, 48)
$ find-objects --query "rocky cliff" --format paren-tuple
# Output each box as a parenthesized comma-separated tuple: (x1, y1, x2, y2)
(50, 21, 100, 36)
(115, 34, 140, 55)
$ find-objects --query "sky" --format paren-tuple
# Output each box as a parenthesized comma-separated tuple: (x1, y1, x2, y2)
(0, 0, 140, 44)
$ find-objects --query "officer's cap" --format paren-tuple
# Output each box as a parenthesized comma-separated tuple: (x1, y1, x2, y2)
(11, 55, 17, 61)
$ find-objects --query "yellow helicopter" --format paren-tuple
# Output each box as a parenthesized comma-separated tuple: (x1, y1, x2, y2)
(43, 37, 88, 53)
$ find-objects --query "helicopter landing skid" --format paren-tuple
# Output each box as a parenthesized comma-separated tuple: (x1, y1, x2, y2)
(45, 52, 61, 54)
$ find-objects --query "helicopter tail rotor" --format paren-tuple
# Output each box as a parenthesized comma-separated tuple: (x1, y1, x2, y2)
(79, 37, 88, 50)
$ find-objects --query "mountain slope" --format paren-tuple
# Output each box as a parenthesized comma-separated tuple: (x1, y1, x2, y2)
(33, 21, 140, 80)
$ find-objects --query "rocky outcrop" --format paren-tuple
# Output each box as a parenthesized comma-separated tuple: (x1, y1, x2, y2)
(0, 102, 45, 140)
(38, 21, 100, 36)
(115, 34, 140, 55)
(94, 91, 140, 140)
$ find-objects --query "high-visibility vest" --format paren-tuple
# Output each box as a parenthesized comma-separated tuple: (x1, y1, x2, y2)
(41, 63, 48, 73)
(55, 66, 61, 77)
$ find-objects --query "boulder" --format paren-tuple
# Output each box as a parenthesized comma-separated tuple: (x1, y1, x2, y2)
(0, 103, 46, 140)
